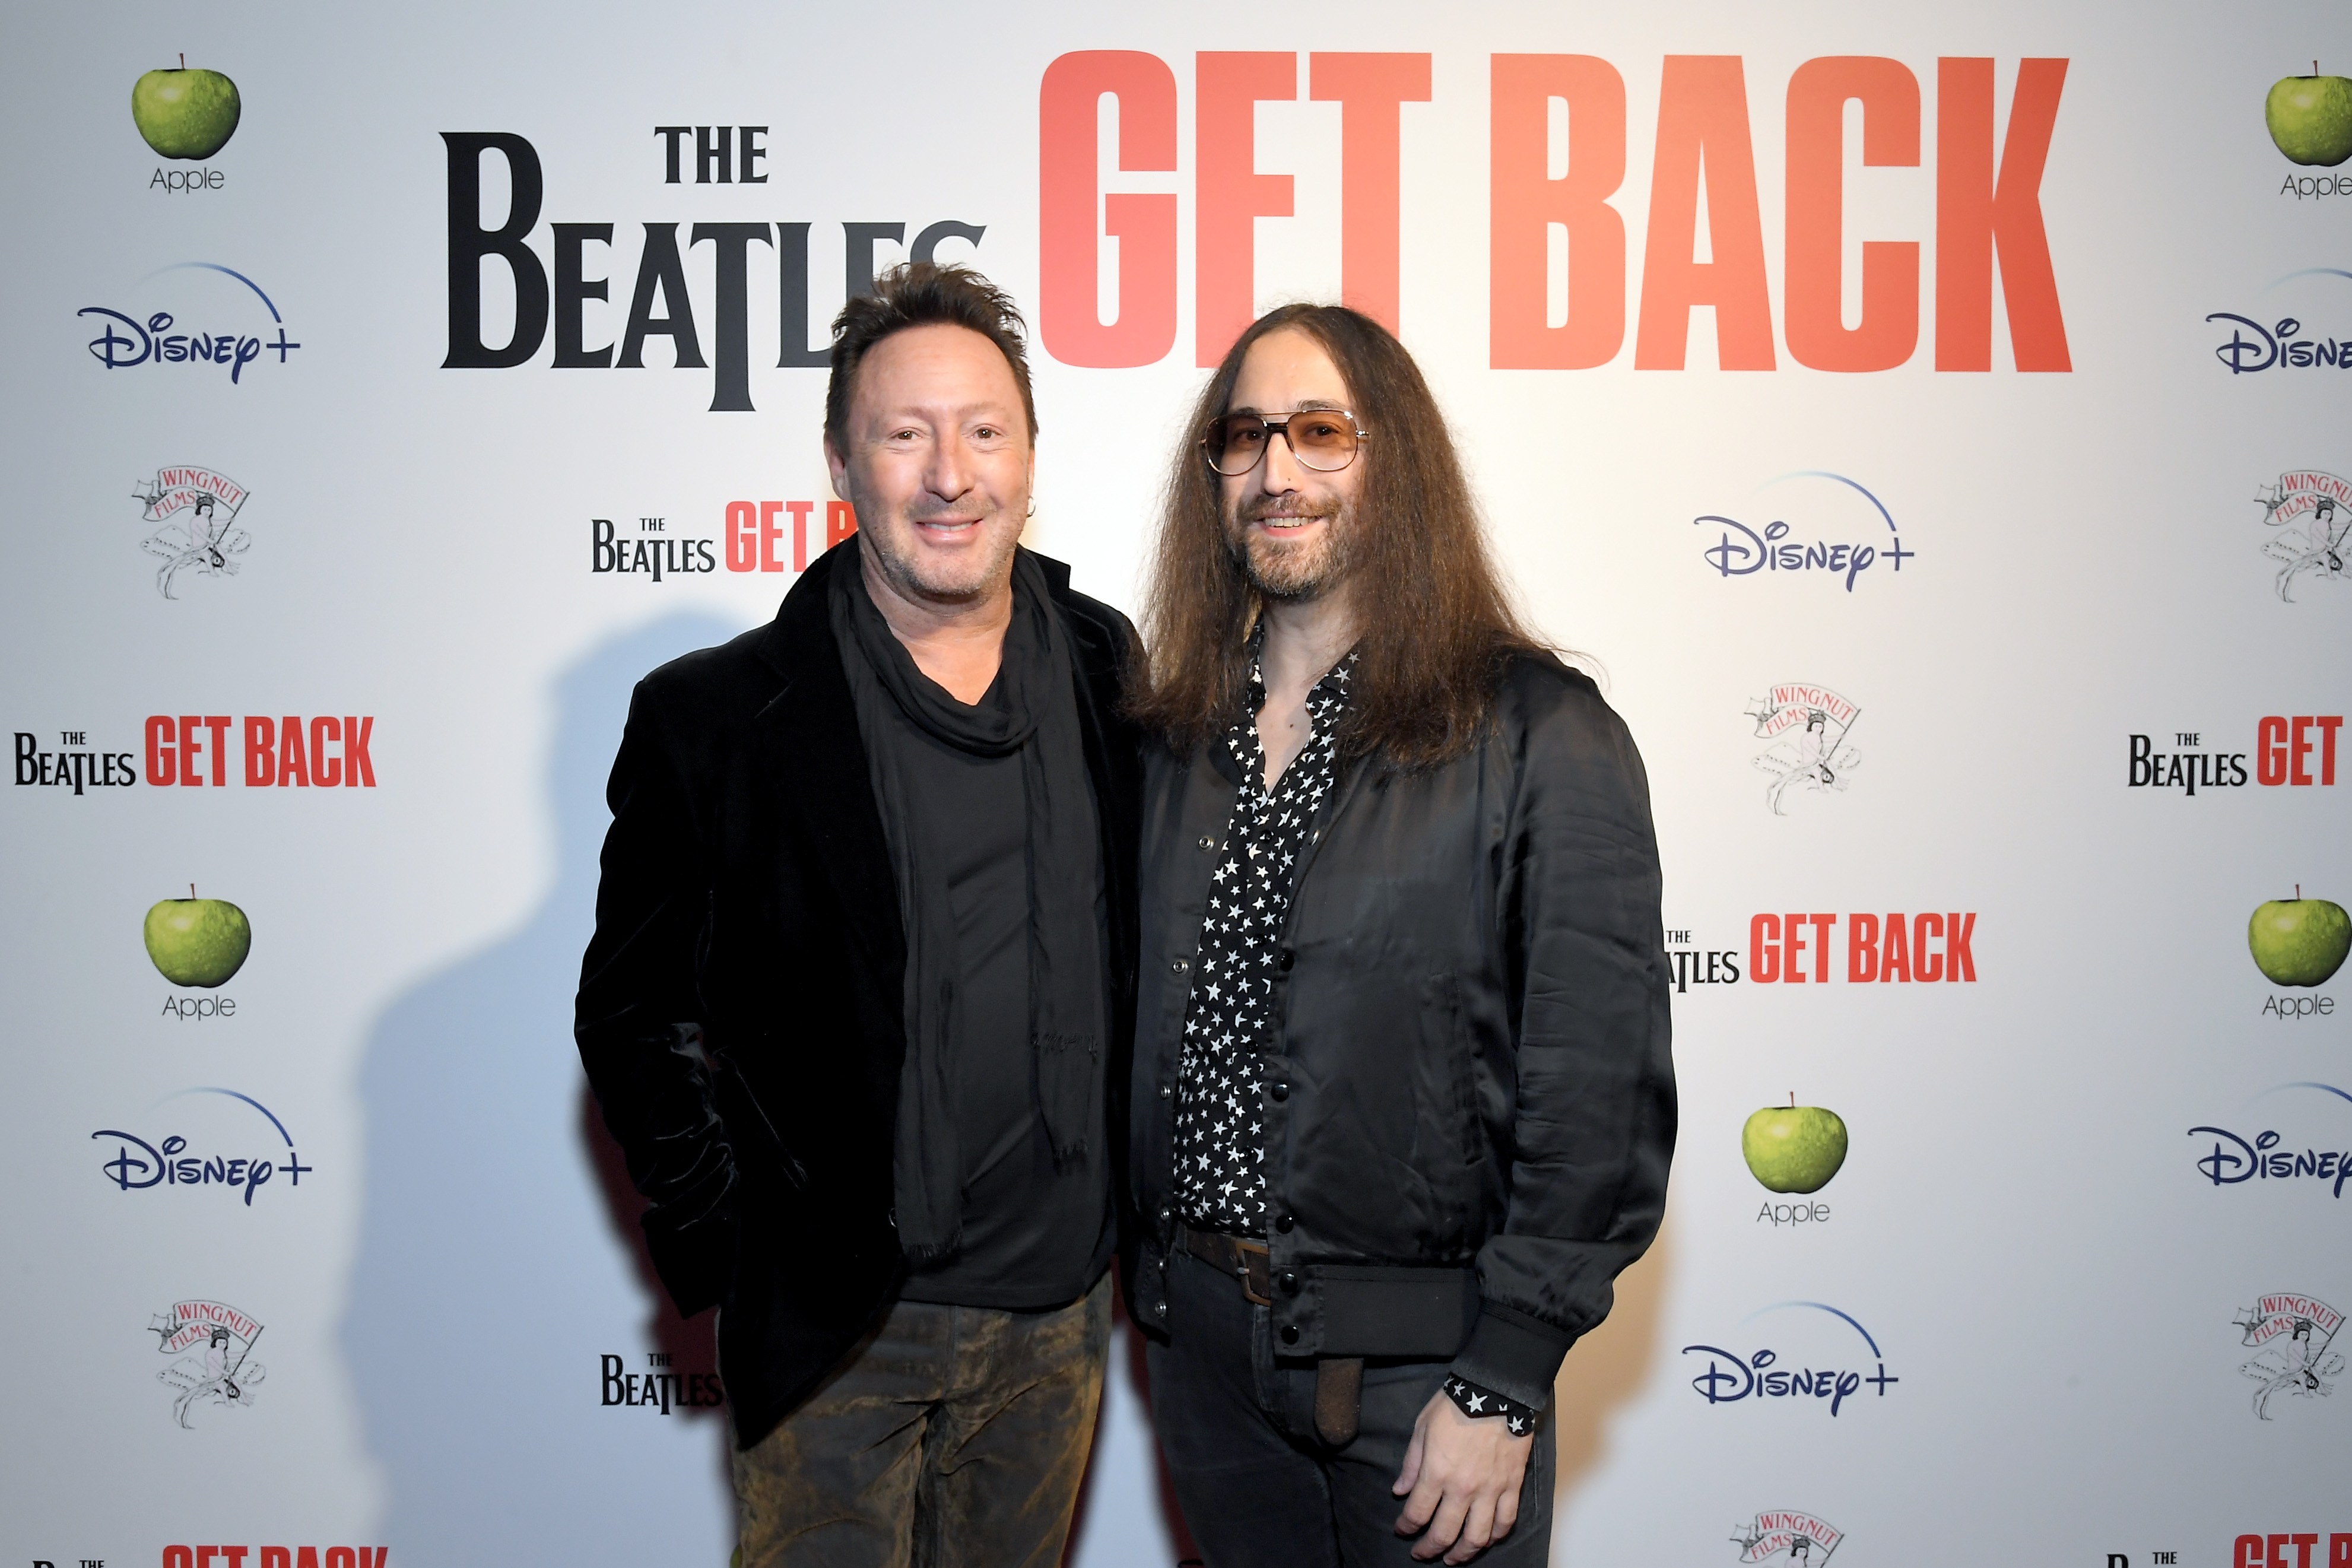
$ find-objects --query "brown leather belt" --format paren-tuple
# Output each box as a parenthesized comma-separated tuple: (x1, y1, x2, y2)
(1177, 1224, 1362, 1444)
(1180, 1223, 1272, 1306)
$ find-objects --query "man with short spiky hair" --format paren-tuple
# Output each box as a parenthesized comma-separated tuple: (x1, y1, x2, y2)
(576, 263, 1141, 1567)
(1126, 304, 1675, 1566)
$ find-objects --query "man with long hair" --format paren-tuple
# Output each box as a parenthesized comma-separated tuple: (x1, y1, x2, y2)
(1126, 304, 1674, 1566)
(577, 264, 1140, 1566)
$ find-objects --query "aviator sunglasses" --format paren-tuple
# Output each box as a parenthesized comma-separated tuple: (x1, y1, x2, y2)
(1199, 407, 1371, 477)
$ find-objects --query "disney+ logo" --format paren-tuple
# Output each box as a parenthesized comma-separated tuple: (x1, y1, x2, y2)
(78, 263, 301, 386)
(2207, 314, 2352, 374)
(2188, 1083, 2352, 1198)
(1682, 1302, 1900, 1417)
(92, 1087, 313, 1206)
(1694, 472, 1915, 593)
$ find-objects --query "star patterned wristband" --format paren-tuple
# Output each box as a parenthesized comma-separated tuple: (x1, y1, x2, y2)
(1442, 1375, 1537, 1436)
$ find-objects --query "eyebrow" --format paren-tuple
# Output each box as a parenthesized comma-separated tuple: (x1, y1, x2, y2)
(1223, 399, 1347, 417)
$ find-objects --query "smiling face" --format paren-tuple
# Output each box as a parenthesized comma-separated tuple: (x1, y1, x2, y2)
(826, 322, 1033, 609)
(1218, 327, 1367, 601)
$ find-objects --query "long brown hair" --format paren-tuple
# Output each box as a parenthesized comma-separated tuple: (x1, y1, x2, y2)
(1128, 303, 1545, 769)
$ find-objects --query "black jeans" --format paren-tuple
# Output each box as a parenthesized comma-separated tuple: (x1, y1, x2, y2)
(1146, 1249, 1556, 1568)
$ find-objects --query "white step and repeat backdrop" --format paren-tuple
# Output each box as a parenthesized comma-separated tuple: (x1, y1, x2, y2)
(3, 2, 2347, 1565)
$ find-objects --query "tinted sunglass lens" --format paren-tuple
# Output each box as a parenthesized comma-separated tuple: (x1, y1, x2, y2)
(1287, 412, 1358, 470)
(1208, 416, 1268, 474)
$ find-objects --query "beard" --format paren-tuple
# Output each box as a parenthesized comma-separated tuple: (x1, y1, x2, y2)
(1224, 494, 1354, 599)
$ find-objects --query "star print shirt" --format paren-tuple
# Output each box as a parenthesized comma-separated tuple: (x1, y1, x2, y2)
(1170, 647, 1355, 1237)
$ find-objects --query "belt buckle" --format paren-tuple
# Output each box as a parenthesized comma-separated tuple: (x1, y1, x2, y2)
(1233, 1238, 1272, 1306)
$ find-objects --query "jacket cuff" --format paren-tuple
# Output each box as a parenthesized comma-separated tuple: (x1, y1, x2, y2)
(1448, 1302, 1573, 1410)
(643, 1200, 737, 1318)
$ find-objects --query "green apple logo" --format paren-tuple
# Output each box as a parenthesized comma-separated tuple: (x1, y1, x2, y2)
(131, 55, 241, 161)
(143, 886, 251, 988)
(2248, 886, 2351, 987)
(1741, 1095, 1849, 1195)
(2267, 64, 2352, 167)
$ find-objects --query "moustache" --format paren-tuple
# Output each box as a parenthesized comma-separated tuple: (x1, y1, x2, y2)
(1236, 497, 1342, 525)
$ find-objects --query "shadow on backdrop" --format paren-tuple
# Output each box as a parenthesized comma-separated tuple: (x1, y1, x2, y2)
(344, 612, 741, 1566)
(1551, 1213, 1673, 1516)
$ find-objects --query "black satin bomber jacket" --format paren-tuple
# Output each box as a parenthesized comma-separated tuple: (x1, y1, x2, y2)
(573, 544, 1143, 1449)
(1127, 653, 1675, 1408)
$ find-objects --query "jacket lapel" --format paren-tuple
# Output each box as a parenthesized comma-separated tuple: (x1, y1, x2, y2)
(752, 547, 906, 987)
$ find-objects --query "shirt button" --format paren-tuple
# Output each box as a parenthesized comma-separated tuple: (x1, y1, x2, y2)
(1278, 1271, 1300, 1297)
(1275, 1214, 1294, 1233)
(1269, 1082, 1290, 1102)
(1172, 957, 1190, 974)
(1280, 1324, 1301, 1346)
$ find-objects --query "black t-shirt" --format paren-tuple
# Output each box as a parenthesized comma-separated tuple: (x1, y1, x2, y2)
(872, 676, 1114, 1312)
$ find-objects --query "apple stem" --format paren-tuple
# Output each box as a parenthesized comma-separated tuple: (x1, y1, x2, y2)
(1789, 1091, 1795, 1108)
(180, 52, 186, 69)
(189, 883, 196, 900)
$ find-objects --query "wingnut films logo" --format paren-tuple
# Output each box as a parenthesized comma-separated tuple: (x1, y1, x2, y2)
(148, 1299, 266, 1428)
(1694, 472, 1915, 593)
(136, 466, 250, 597)
(1730, 1512, 1843, 1565)
(2188, 1082, 2352, 1198)
(2254, 471, 2350, 600)
(79, 262, 301, 385)
(1682, 1302, 1900, 1417)
(93, 1087, 313, 1205)
(2233, 1293, 2344, 1420)
(1746, 684, 1861, 815)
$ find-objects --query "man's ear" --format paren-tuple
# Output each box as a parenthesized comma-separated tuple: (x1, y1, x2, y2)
(824, 436, 851, 501)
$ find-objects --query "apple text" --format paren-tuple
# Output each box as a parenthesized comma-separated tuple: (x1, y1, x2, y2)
(1757, 1201, 1829, 1226)
(150, 168, 225, 193)
(161, 996, 236, 1021)
(2262, 995, 2335, 1020)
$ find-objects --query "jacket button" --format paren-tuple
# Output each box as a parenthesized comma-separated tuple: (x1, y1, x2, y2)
(1156, 1300, 1169, 1316)
(1159, 1083, 1174, 1099)
(1280, 1324, 1301, 1345)
(1277, 948, 1295, 972)
(1198, 836, 1217, 850)
(1269, 1082, 1290, 1102)
(1172, 957, 1190, 974)
(1275, 1214, 1294, 1233)
(1158, 1207, 1172, 1224)
(1278, 1271, 1300, 1296)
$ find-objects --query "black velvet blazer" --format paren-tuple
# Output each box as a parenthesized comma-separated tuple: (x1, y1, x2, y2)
(573, 542, 1143, 1448)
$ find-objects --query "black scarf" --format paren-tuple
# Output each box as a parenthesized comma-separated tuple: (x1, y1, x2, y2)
(830, 538, 1106, 1265)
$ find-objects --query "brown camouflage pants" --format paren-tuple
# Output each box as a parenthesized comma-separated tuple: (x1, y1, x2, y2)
(731, 1274, 1110, 1568)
